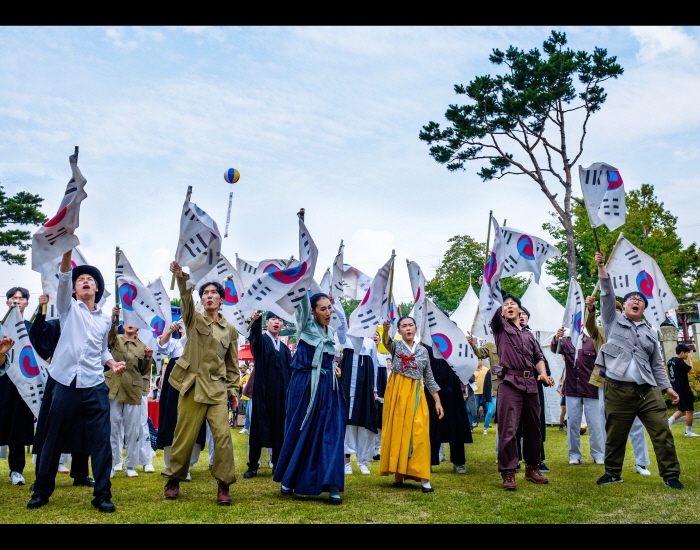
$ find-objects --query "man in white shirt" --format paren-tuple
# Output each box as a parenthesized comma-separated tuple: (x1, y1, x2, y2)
(28, 249, 126, 513)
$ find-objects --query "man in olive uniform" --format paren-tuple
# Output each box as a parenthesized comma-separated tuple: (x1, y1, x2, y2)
(162, 260, 240, 505)
(107, 310, 154, 478)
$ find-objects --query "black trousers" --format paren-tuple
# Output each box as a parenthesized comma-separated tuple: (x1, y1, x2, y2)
(248, 446, 280, 470)
(35, 449, 90, 481)
(431, 442, 465, 466)
(8, 444, 26, 473)
(32, 379, 112, 504)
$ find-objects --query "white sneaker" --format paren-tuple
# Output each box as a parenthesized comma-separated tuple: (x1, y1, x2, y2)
(344, 462, 353, 475)
(569, 458, 581, 465)
(186, 471, 192, 481)
(635, 464, 652, 476)
(114, 463, 123, 472)
(684, 432, 700, 437)
(239, 428, 248, 434)
(594, 459, 605, 465)
(268, 460, 274, 469)
(9, 471, 25, 485)
(126, 468, 139, 478)
(110, 467, 115, 479)
(57, 463, 70, 474)
(483, 429, 488, 435)
(359, 464, 371, 475)
(144, 464, 155, 473)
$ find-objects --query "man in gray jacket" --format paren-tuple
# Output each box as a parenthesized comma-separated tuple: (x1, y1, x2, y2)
(593, 251, 682, 489)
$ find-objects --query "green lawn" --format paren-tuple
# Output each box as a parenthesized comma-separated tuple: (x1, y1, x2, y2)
(1, 421, 699, 523)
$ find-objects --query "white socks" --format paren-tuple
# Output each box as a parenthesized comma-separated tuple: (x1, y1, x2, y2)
(686, 426, 694, 435)
(421, 479, 432, 489)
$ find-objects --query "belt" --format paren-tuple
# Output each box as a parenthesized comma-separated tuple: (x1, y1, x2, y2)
(501, 366, 533, 378)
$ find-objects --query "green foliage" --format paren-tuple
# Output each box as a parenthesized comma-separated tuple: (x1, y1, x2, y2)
(420, 30, 624, 279)
(0, 185, 48, 265)
(543, 184, 700, 303)
(425, 234, 532, 314)
(170, 298, 181, 307)
(398, 302, 413, 318)
(339, 296, 360, 320)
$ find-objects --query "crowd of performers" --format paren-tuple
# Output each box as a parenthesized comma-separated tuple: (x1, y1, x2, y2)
(0, 248, 690, 512)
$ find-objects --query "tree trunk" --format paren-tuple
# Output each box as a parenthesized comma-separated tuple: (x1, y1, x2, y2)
(563, 216, 577, 281)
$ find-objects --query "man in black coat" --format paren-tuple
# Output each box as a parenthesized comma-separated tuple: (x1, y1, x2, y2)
(243, 311, 292, 478)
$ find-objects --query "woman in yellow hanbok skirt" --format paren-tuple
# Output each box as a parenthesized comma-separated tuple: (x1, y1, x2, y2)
(379, 317, 443, 492)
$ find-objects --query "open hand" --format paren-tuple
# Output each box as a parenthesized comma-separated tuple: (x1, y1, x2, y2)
(170, 261, 183, 277)
(0, 336, 15, 355)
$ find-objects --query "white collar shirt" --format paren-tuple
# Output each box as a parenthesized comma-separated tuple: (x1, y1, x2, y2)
(157, 337, 184, 359)
(266, 331, 281, 352)
(49, 270, 113, 388)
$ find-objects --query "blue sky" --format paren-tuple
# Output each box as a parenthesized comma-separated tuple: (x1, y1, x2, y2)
(1, 26, 699, 309)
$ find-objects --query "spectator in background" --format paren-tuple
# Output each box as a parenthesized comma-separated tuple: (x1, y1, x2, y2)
(667, 344, 699, 437)
(473, 358, 492, 435)
(240, 363, 251, 435)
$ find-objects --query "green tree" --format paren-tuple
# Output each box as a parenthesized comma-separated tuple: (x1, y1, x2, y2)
(543, 184, 700, 304)
(420, 30, 624, 281)
(425, 234, 530, 314)
(0, 185, 49, 265)
(170, 298, 181, 307)
(339, 296, 360, 321)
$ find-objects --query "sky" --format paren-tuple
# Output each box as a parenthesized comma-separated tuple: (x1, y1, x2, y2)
(1, 26, 699, 314)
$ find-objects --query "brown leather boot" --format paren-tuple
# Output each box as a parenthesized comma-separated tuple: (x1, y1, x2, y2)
(217, 480, 232, 506)
(164, 479, 179, 500)
(501, 470, 516, 491)
(525, 465, 549, 484)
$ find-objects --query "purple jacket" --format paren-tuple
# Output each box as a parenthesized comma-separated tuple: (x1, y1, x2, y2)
(551, 335, 598, 399)
(490, 307, 544, 395)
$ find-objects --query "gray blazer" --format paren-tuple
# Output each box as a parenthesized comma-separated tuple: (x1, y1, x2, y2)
(594, 276, 670, 390)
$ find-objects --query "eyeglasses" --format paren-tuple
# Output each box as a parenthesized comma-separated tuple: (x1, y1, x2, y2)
(625, 297, 645, 305)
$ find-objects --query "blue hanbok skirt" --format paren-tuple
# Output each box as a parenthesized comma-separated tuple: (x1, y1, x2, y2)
(273, 340, 347, 495)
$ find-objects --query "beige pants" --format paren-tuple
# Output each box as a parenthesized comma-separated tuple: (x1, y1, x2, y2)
(161, 387, 236, 485)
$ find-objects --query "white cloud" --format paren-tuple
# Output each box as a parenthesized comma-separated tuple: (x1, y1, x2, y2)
(631, 26, 698, 62)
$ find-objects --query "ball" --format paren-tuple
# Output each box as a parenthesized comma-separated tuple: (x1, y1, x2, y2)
(224, 168, 240, 184)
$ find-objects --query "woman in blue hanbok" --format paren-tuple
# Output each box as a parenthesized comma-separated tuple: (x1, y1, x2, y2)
(273, 293, 347, 504)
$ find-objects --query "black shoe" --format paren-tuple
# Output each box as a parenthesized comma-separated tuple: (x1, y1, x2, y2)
(664, 478, 684, 490)
(29, 481, 35, 491)
(372, 454, 380, 462)
(92, 498, 116, 513)
(329, 494, 342, 505)
(537, 462, 550, 473)
(421, 486, 434, 493)
(596, 473, 623, 485)
(73, 476, 95, 487)
(243, 468, 258, 479)
(391, 481, 405, 488)
(280, 486, 293, 496)
(27, 496, 49, 509)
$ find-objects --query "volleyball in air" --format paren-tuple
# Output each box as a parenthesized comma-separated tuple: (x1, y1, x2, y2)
(224, 168, 240, 184)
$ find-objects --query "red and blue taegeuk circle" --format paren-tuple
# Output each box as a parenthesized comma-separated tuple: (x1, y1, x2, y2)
(224, 279, 239, 306)
(119, 282, 137, 310)
(414, 287, 421, 303)
(360, 287, 371, 306)
(432, 333, 453, 360)
(263, 262, 308, 285)
(484, 252, 498, 286)
(636, 270, 654, 299)
(607, 170, 624, 190)
(517, 235, 536, 260)
(573, 311, 583, 334)
(150, 316, 165, 337)
(19, 346, 40, 378)
(44, 206, 67, 227)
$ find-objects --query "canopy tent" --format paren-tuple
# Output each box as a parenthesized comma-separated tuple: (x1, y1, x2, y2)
(520, 279, 566, 425)
(450, 285, 479, 335)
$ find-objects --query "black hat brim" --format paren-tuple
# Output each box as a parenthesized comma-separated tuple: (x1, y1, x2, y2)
(72, 265, 105, 305)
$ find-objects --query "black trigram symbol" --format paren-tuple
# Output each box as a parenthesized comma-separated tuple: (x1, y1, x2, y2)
(358, 308, 378, 330)
(138, 301, 156, 315)
(242, 263, 257, 275)
(184, 233, 210, 258)
(601, 197, 621, 217)
(65, 185, 77, 196)
(184, 207, 201, 224)
(288, 287, 307, 305)
(214, 260, 227, 277)
(582, 169, 605, 186)
(503, 231, 515, 245)
(536, 241, 549, 256)
(624, 249, 641, 266)
(247, 279, 272, 300)
(427, 310, 437, 329)
(611, 274, 630, 290)
(14, 321, 29, 342)
(502, 255, 520, 274)
(46, 227, 68, 245)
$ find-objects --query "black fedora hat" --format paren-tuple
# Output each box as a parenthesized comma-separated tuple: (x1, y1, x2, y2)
(72, 265, 105, 304)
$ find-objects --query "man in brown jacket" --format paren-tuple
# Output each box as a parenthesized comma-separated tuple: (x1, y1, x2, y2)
(162, 261, 240, 505)
(107, 310, 154, 479)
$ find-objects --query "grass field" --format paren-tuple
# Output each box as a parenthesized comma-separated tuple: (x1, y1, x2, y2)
(1, 420, 699, 524)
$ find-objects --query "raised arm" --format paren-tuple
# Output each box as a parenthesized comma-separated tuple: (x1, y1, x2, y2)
(172, 261, 195, 331)
(595, 251, 617, 332)
(57, 250, 74, 318)
(584, 295, 603, 342)
(295, 292, 312, 336)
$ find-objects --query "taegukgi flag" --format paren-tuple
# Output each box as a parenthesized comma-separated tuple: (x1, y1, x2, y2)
(605, 236, 678, 330)
(478, 215, 505, 323)
(347, 255, 393, 340)
(562, 277, 585, 358)
(175, 199, 222, 290)
(117, 249, 167, 337)
(407, 260, 430, 345)
(579, 162, 626, 231)
(31, 147, 88, 270)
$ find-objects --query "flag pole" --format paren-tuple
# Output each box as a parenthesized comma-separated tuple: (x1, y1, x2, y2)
(171, 186, 193, 290)
(472, 210, 494, 335)
(115, 246, 121, 325)
(387, 249, 396, 319)
(592, 232, 624, 295)
(2, 303, 17, 324)
(29, 304, 42, 323)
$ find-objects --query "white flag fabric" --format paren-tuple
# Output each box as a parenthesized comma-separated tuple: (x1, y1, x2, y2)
(347, 255, 393, 339)
(238, 217, 318, 323)
(148, 277, 172, 328)
(478, 216, 505, 323)
(562, 277, 585, 356)
(407, 260, 430, 344)
(117, 249, 167, 336)
(38, 247, 110, 320)
(424, 297, 478, 385)
(342, 264, 373, 300)
(606, 236, 678, 330)
(319, 268, 331, 295)
(471, 311, 495, 343)
(499, 225, 560, 284)
(380, 254, 399, 338)
(579, 162, 626, 231)
(2, 306, 48, 417)
(665, 309, 679, 329)
(197, 254, 250, 336)
(450, 285, 479, 335)
(174, 199, 223, 290)
(331, 242, 346, 298)
(236, 257, 299, 291)
(31, 148, 88, 270)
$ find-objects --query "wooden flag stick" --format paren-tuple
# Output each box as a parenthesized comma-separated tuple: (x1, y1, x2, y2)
(592, 232, 624, 295)
(2, 303, 17, 324)
(115, 246, 121, 324)
(484, 210, 493, 262)
(171, 186, 193, 290)
(29, 304, 42, 323)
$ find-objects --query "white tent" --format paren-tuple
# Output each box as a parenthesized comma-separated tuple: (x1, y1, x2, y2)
(520, 279, 566, 425)
(450, 285, 479, 334)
